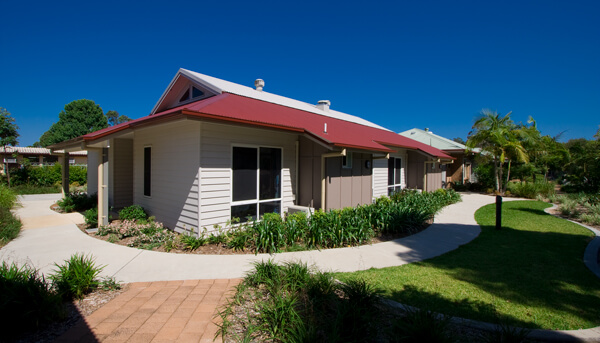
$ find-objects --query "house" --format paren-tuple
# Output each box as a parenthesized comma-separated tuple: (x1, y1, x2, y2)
(51, 69, 453, 232)
(0, 146, 87, 174)
(399, 128, 477, 187)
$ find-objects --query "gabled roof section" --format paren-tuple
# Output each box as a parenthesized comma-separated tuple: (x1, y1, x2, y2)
(151, 69, 389, 131)
(69, 69, 454, 160)
(399, 128, 478, 152)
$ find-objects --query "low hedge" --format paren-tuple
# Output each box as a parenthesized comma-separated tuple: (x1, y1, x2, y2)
(6, 164, 87, 187)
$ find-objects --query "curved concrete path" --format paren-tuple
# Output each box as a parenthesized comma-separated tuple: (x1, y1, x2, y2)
(2, 193, 505, 283)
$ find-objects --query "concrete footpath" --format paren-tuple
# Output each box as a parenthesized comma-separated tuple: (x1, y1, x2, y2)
(2, 193, 600, 342)
(2, 193, 501, 282)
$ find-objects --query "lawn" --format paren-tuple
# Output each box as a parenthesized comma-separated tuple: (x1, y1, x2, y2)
(336, 200, 600, 330)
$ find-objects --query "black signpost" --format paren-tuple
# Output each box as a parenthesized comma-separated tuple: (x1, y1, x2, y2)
(496, 195, 502, 230)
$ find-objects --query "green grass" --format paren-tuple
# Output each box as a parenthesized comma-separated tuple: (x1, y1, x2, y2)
(336, 200, 600, 330)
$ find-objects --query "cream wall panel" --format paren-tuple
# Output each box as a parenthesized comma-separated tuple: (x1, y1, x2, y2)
(133, 119, 201, 233)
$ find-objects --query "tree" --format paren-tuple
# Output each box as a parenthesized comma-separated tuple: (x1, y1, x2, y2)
(563, 136, 600, 192)
(466, 110, 528, 193)
(452, 137, 466, 145)
(0, 108, 20, 187)
(38, 100, 108, 147)
(105, 110, 132, 126)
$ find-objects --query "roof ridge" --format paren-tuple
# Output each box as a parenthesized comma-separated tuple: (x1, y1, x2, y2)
(178, 69, 390, 131)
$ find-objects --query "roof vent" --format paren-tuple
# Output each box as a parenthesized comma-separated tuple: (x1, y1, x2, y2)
(255, 79, 265, 91)
(316, 100, 330, 111)
(424, 128, 429, 132)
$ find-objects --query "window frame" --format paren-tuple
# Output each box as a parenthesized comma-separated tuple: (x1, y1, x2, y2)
(342, 152, 353, 169)
(230, 144, 283, 222)
(387, 156, 403, 195)
(177, 84, 209, 106)
(143, 146, 152, 197)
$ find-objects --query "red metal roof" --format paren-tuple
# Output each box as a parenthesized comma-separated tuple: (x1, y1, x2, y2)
(83, 93, 453, 159)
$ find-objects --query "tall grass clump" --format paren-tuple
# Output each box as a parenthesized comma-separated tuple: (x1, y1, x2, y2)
(0, 262, 65, 338)
(217, 261, 383, 343)
(0, 184, 21, 246)
(49, 253, 105, 300)
(226, 189, 461, 254)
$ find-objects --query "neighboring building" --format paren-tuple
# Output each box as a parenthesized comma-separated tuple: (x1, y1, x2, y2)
(0, 147, 87, 174)
(51, 69, 453, 232)
(399, 128, 478, 187)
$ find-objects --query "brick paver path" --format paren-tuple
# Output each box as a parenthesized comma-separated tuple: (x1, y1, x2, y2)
(56, 278, 242, 343)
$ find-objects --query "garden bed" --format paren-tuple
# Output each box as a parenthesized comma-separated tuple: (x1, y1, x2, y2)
(84, 189, 461, 255)
(88, 219, 433, 255)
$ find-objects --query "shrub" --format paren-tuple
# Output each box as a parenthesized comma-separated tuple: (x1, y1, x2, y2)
(0, 185, 21, 246)
(84, 207, 98, 228)
(479, 322, 531, 343)
(118, 204, 147, 221)
(558, 199, 579, 218)
(49, 253, 104, 300)
(392, 307, 456, 343)
(98, 219, 176, 250)
(8, 164, 87, 187)
(0, 261, 65, 337)
(57, 192, 97, 212)
(507, 180, 555, 199)
(579, 213, 600, 226)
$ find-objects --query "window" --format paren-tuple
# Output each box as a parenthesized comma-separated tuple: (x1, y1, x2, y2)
(43, 155, 58, 165)
(342, 153, 353, 169)
(388, 157, 402, 195)
(231, 146, 282, 222)
(144, 147, 151, 196)
(178, 85, 205, 103)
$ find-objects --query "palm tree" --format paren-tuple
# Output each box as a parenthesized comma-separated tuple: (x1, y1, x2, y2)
(466, 110, 528, 193)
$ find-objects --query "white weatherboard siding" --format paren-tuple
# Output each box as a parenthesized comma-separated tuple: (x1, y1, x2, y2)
(199, 122, 297, 230)
(372, 158, 388, 199)
(372, 152, 407, 199)
(87, 149, 100, 196)
(133, 120, 201, 233)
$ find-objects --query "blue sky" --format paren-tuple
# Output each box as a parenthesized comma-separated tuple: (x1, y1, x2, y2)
(1, 0, 598, 146)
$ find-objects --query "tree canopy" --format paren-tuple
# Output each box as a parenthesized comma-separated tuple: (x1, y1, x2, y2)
(105, 110, 132, 126)
(36, 99, 108, 147)
(0, 107, 19, 148)
(466, 110, 528, 193)
(0, 107, 20, 187)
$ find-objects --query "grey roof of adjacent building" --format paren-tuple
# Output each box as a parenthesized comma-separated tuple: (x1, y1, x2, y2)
(398, 128, 479, 153)
(0, 147, 87, 155)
